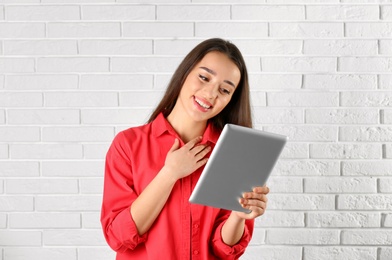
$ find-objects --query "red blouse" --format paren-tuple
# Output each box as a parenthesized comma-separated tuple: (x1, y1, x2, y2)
(101, 113, 254, 260)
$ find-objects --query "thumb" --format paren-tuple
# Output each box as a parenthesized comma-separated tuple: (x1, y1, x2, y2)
(169, 138, 180, 153)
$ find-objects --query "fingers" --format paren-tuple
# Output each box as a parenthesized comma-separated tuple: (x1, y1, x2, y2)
(184, 136, 203, 149)
(169, 138, 180, 152)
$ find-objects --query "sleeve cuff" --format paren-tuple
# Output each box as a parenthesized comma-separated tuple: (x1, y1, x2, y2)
(211, 221, 251, 257)
(110, 207, 148, 251)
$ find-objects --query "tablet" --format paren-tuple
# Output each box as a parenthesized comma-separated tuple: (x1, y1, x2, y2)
(189, 124, 287, 213)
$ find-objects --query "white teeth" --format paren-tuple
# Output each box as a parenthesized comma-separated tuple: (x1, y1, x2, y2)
(195, 97, 211, 109)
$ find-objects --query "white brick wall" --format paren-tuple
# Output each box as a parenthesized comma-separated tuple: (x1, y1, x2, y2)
(0, 1, 391, 260)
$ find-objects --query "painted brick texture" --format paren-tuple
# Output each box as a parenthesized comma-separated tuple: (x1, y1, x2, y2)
(0, 1, 391, 260)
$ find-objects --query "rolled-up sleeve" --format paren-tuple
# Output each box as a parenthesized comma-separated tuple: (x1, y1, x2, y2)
(211, 210, 254, 259)
(100, 132, 147, 252)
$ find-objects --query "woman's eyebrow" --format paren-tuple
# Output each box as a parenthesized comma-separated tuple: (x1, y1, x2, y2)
(199, 66, 236, 89)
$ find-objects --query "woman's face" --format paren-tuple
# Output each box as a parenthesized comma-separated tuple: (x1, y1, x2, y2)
(175, 51, 241, 123)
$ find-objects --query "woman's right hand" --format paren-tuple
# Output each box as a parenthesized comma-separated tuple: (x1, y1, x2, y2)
(164, 136, 211, 181)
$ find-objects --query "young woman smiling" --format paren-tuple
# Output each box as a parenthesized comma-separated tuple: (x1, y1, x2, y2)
(101, 38, 269, 260)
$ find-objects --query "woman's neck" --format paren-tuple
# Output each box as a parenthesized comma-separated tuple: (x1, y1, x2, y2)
(167, 111, 207, 143)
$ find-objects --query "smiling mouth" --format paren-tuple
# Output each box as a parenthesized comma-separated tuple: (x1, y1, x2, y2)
(194, 96, 212, 109)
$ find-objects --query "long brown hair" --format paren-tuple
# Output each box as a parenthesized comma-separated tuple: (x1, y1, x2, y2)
(148, 38, 252, 130)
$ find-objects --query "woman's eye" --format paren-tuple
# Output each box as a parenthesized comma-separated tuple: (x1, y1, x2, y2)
(220, 88, 231, 95)
(199, 74, 208, 81)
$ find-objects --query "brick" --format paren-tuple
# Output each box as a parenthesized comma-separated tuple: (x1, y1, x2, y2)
(253, 108, 303, 124)
(386, 144, 392, 158)
(380, 75, 392, 89)
(308, 212, 380, 228)
(0, 144, 7, 159)
(232, 5, 304, 20)
(82, 5, 154, 20)
(267, 229, 339, 245)
(267, 177, 303, 193)
(4, 248, 77, 260)
(304, 177, 377, 193)
(0, 213, 6, 228)
(155, 74, 172, 89)
(81, 108, 150, 125)
(0, 58, 34, 73)
(0, 109, 4, 124)
(338, 194, 392, 210)
(80, 178, 103, 194)
(342, 230, 392, 245)
(9, 213, 80, 228)
(6, 74, 78, 90)
(262, 57, 336, 72)
(0, 127, 40, 142)
(4, 40, 77, 55)
(267, 91, 338, 107)
(278, 143, 308, 159)
(341, 91, 392, 107)
(255, 211, 304, 227)
(42, 161, 104, 177)
(385, 214, 392, 227)
(8, 109, 80, 125)
(111, 57, 182, 73)
(80, 74, 153, 90)
(0, 22, 45, 38)
(270, 22, 343, 38)
(264, 126, 337, 142)
(83, 143, 110, 159)
(80, 39, 152, 55)
(249, 74, 302, 90)
(42, 127, 114, 142)
(306, 109, 379, 124)
(276, 161, 337, 176)
(380, 40, 392, 55)
(78, 247, 116, 260)
(0, 162, 39, 177)
(244, 57, 262, 73)
(340, 57, 392, 72)
(340, 126, 392, 141)
(119, 91, 164, 108)
(48, 22, 121, 38)
(44, 230, 106, 246)
(0, 180, 3, 193)
(36, 195, 101, 211)
(310, 143, 381, 159)
(45, 92, 117, 107)
(157, 5, 230, 20)
(380, 248, 392, 260)
(0, 75, 4, 89)
(248, 228, 266, 245)
(250, 91, 266, 107)
(154, 39, 202, 55)
(306, 5, 379, 20)
(342, 161, 392, 176)
(11, 144, 83, 159)
(37, 57, 109, 72)
(383, 109, 392, 123)
(195, 22, 268, 38)
(304, 39, 377, 55)
(237, 39, 302, 55)
(303, 74, 376, 90)
(0, 92, 42, 107)
(382, 5, 392, 20)
(0, 231, 41, 246)
(379, 178, 392, 193)
(123, 22, 193, 37)
(268, 194, 335, 210)
(82, 212, 100, 228)
(6, 5, 80, 21)
(346, 22, 392, 37)
(6, 179, 79, 194)
(304, 247, 376, 260)
(0, 196, 34, 211)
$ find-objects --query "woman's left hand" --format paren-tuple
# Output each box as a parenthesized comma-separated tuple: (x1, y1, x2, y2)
(234, 186, 269, 220)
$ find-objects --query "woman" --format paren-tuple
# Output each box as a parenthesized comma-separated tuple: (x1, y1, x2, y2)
(101, 38, 269, 259)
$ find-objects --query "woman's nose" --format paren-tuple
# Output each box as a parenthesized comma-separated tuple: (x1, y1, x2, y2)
(203, 83, 219, 100)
